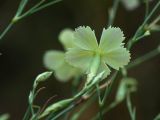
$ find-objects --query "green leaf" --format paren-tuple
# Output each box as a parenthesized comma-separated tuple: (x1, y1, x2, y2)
(43, 50, 65, 70)
(99, 27, 125, 52)
(58, 28, 74, 49)
(103, 47, 130, 70)
(74, 26, 98, 50)
(115, 77, 137, 103)
(65, 48, 94, 73)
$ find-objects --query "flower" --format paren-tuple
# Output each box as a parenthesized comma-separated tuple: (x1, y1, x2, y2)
(121, 0, 140, 10)
(65, 26, 130, 79)
(121, 0, 154, 11)
(43, 29, 81, 82)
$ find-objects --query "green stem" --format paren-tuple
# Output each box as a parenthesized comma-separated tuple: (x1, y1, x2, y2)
(30, 104, 34, 116)
(142, 1, 160, 28)
(0, 21, 15, 40)
(28, 0, 62, 16)
(126, 93, 136, 120)
(23, 86, 43, 120)
(144, 0, 149, 19)
(90, 72, 118, 120)
(148, 14, 160, 29)
(22, 106, 30, 120)
(0, 0, 28, 40)
(91, 102, 118, 120)
(50, 104, 75, 120)
(101, 72, 118, 105)
(127, 47, 160, 69)
(96, 84, 103, 120)
(70, 95, 96, 120)
(18, 0, 46, 20)
(15, 0, 29, 17)
(127, 1, 160, 50)
(108, 0, 120, 26)
(0, 0, 62, 42)
(63, 76, 81, 120)
(45, 73, 104, 120)
(134, 33, 149, 42)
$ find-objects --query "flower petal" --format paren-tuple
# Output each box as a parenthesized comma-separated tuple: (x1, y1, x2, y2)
(97, 61, 111, 79)
(58, 29, 74, 49)
(43, 50, 65, 70)
(99, 27, 125, 52)
(121, 0, 140, 11)
(103, 47, 130, 70)
(74, 26, 98, 50)
(55, 63, 80, 82)
(65, 48, 94, 73)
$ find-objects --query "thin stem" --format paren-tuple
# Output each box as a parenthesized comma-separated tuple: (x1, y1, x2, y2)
(50, 104, 75, 120)
(142, 1, 160, 28)
(70, 80, 112, 120)
(0, 22, 15, 40)
(145, 0, 149, 19)
(22, 106, 30, 120)
(101, 71, 118, 105)
(28, 0, 62, 16)
(90, 72, 118, 120)
(103, 102, 118, 114)
(108, 0, 120, 26)
(30, 103, 35, 116)
(23, 87, 46, 119)
(63, 76, 81, 120)
(126, 93, 136, 120)
(18, 0, 46, 20)
(0, 0, 62, 42)
(15, 0, 29, 17)
(44, 73, 104, 120)
(127, 47, 160, 69)
(0, 0, 28, 40)
(134, 33, 148, 42)
(91, 102, 118, 120)
(96, 85, 102, 104)
(70, 95, 97, 120)
(148, 14, 160, 29)
(96, 84, 103, 120)
(127, 1, 160, 50)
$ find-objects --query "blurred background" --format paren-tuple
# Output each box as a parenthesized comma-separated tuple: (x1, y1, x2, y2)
(0, 0, 160, 120)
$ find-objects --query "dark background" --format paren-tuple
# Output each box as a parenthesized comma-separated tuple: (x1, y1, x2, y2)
(0, 0, 160, 120)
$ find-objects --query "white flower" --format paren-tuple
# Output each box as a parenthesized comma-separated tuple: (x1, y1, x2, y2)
(43, 29, 81, 82)
(66, 26, 130, 79)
